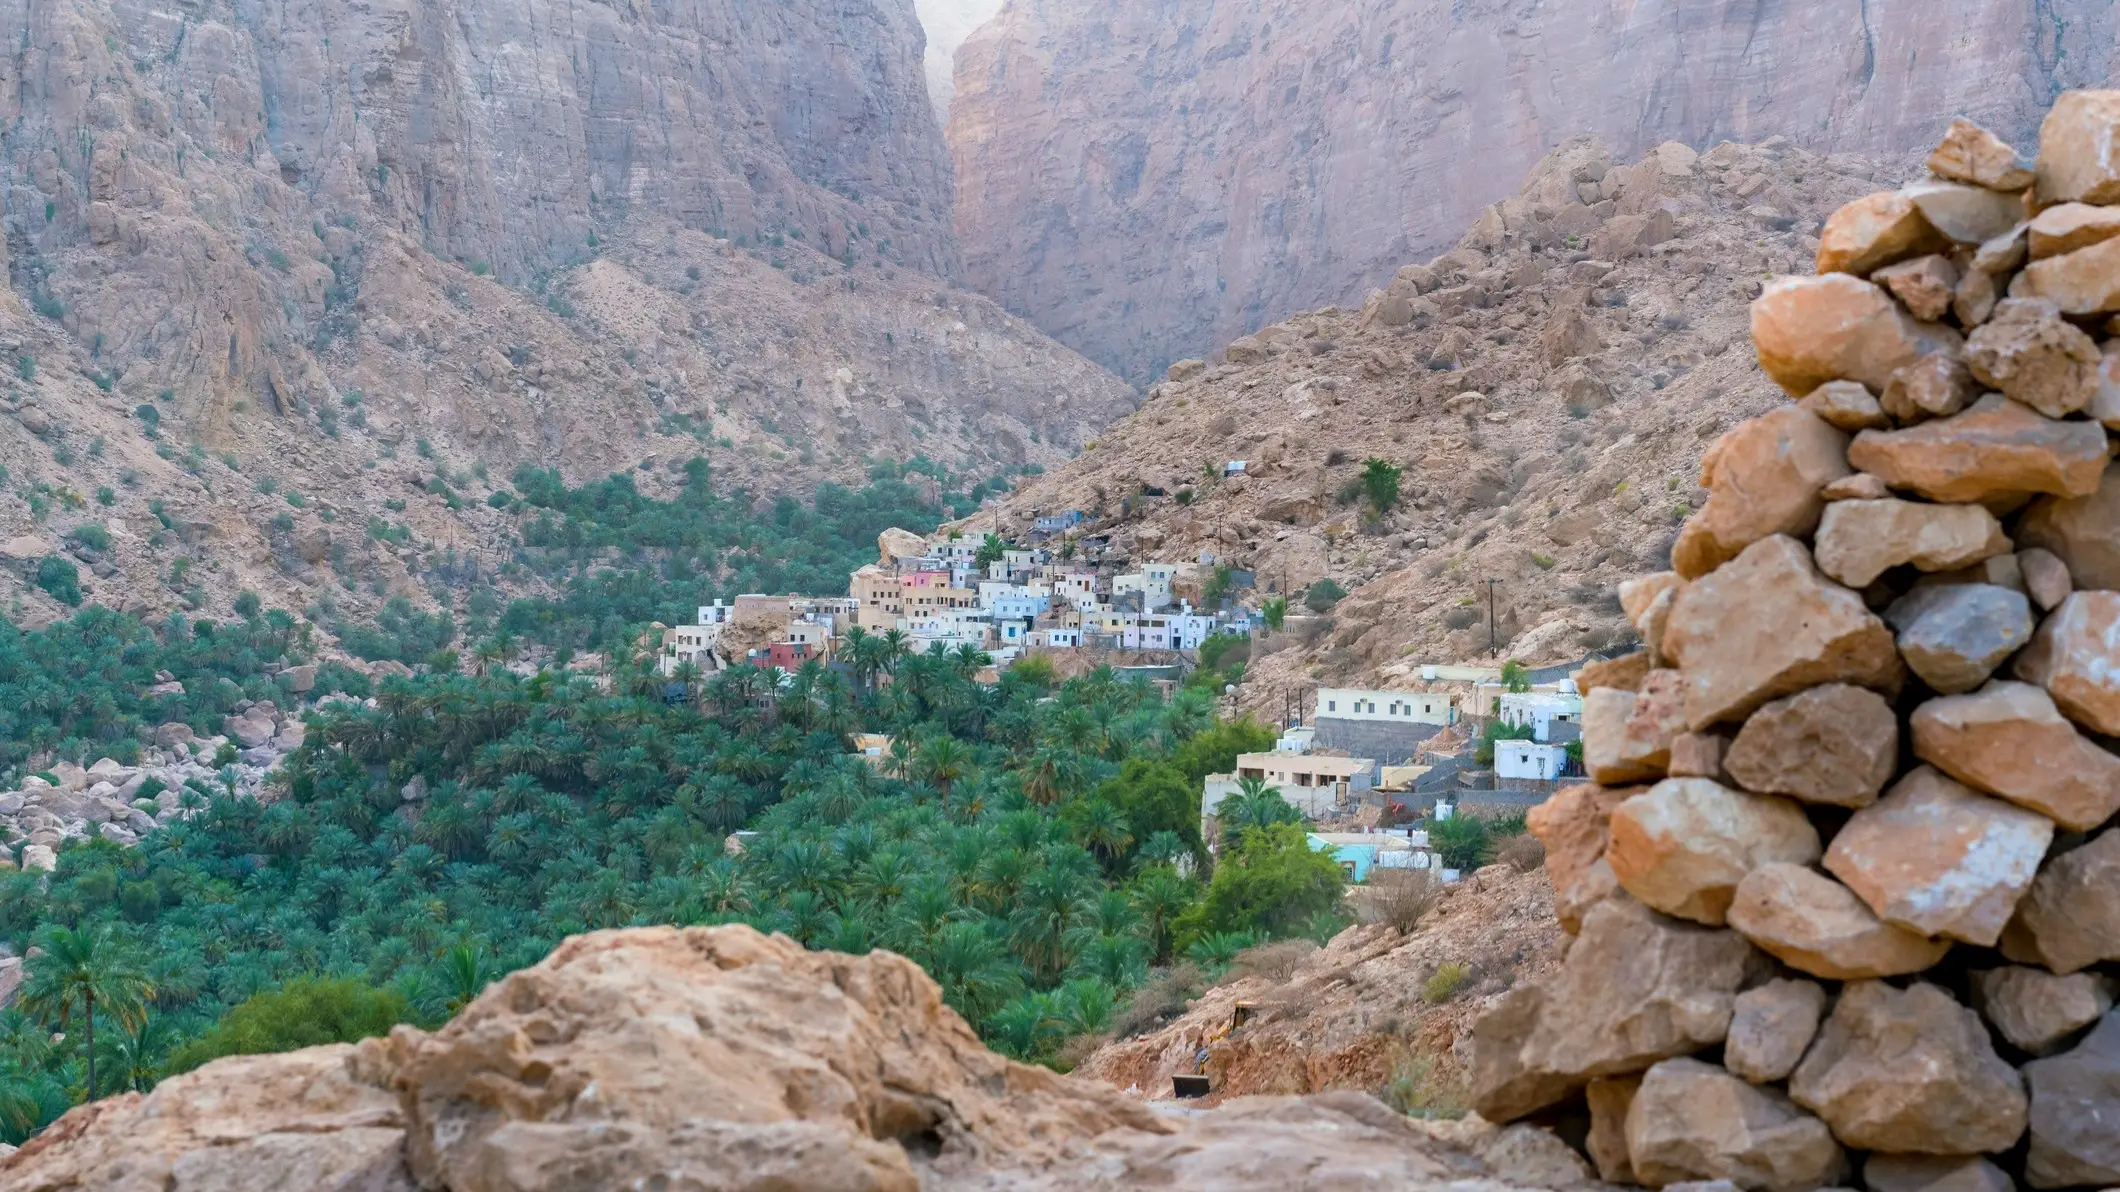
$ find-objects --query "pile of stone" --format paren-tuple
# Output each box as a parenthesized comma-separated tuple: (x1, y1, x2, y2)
(0, 702, 308, 873)
(1472, 96, 2120, 1192)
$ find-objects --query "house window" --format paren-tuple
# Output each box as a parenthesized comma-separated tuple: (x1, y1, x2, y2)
(1327, 700, 1337, 712)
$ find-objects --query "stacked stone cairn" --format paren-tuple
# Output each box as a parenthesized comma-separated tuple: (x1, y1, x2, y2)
(1471, 95, 2120, 1192)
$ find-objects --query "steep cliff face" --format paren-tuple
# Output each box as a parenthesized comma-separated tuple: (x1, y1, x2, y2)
(0, 0, 1135, 634)
(916, 0, 1005, 120)
(951, 0, 2120, 382)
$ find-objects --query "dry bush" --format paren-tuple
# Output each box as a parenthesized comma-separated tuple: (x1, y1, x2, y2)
(1496, 832, 1547, 873)
(1230, 938, 1319, 984)
(1209, 412, 1238, 436)
(1110, 963, 1207, 1040)
(1358, 868, 1444, 934)
(1379, 1045, 1469, 1119)
(1423, 961, 1472, 1004)
(1054, 1032, 1109, 1071)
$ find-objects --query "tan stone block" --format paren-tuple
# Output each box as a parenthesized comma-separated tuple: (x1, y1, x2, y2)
(2002, 827, 2120, 975)
(2022, 1012, 2120, 1187)
(1874, 254, 1959, 321)
(1670, 409, 1849, 579)
(1606, 778, 1821, 926)
(1723, 684, 1898, 809)
(2017, 235, 2120, 315)
(1881, 352, 1978, 424)
(1577, 650, 1650, 694)
(2016, 464, 2120, 590)
(1667, 732, 1727, 780)
(1973, 966, 2116, 1056)
(1728, 863, 1954, 980)
(1864, 1155, 2016, 1192)
(1886, 583, 2036, 696)
(2030, 201, 2120, 258)
(2019, 546, 2073, 611)
(1846, 393, 2109, 503)
(1820, 473, 1891, 501)
(1798, 380, 1889, 432)
(1964, 298, 2101, 418)
(1752, 274, 1961, 397)
(1903, 179, 2026, 246)
(2014, 591, 2120, 736)
(1824, 766, 2053, 947)
(2090, 340, 2120, 428)
(1725, 979, 1828, 1085)
(2036, 89, 2120, 205)
(1526, 782, 1638, 934)
(1930, 117, 2036, 192)
(1812, 498, 2010, 589)
(1586, 1076, 1640, 1184)
(1953, 262, 2001, 327)
(1626, 1058, 1845, 1192)
(1911, 680, 2120, 831)
(1790, 981, 2027, 1156)
(1817, 192, 1951, 276)
(1619, 570, 1684, 623)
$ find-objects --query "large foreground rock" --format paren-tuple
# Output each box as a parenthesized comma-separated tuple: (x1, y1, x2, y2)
(2017, 462, 2120, 590)
(1811, 498, 2009, 589)
(1789, 981, 2028, 1156)
(1973, 966, 2116, 1056)
(2003, 828, 2120, 975)
(1625, 1058, 1845, 1192)
(1963, 298, 2101, 417)
(1751, 274, 1955, 396)
(1824, 766, 2053, 947)
(1864, 1155, 2017, 1192)
(1724, 979, 1827, 1085)
(1672, 409, 1849, 578)
(1722, 684, 1898, 808)
(2014, 590, 2120, 735)
(1471, 898, 1760, 1122)
(1727, 863, 1952, 980)
(1885, 584, 2036, 695)
(1911, 681, 2120, 830)
(1526, 782, 1635, 934)
(1846, 394, 2108, 503)
(2022, 1012, 2120, 1189)
(2037, 89, 2120, 205)
(1662, 536, 1901, 730)
(1605, 779, 1821, 926)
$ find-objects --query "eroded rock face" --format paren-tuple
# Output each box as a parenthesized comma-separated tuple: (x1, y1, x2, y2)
(1823, 766, 2053, 947)
(2022, 1012, 2120, 1189)
(2003, 828, 2120, 975)
(1662, 536, 1902, 730)
(1671, 409, 1849, 579)
(1812, 498, 2009, 590)
(1725, 979, 1827, 1085)
(1911, 681, 2120, 831)
(1625, 1058, 1845, 1192)
(1963, 298, 2101, 417)
(1727, 862, 1953, 980)
(1846, 394, 2109, 503)
(1789, 981, 2028, 1156)
(1606, 779, 1822, 926)
(1723, 684, 1899, 808)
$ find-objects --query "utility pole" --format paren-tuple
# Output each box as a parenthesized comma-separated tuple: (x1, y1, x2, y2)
(1485, 578, 1501, 654)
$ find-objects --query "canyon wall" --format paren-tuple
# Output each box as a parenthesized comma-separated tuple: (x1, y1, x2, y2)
(950, 0, 2120, 382)
(916, 0, 1006, 120)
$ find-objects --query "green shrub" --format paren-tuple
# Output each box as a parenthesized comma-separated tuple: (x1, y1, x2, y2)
(35, 556, 81, 605)
(165, 977, 416, 1075)
(1422, 961, 1471, 1004)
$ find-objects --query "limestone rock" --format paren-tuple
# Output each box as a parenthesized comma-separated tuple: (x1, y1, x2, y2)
(2029, 202, 2120, 259)
(2016, 463, 2120, 590)
(1752, 274, 1959, 397)
(2014, 591, 2120, 735)
(1798, 380, 1889, 432)
(1579, 650, 1653, 694)
(1671, 409, 1849, 579)
(1864, 1154, 2017, 1192)
(21, 844, 55, 873)
(1955, 261, 2003, 328)
(2017, 235, 2120, 315)
(1606, 778, 1822, 926)
(1725, 979, 1828, 1085)
(1816, 192, 1950, 277)
(1881, 352, 1978, 423)
(2094, 339, 2120, 428)
(1587, 669, 1688, 785)
(1846, 393, 2109, 503)
(1790, 981, 2027, 1156)
(1929, 118, 2035, 192)
(1824, 766, 2053, 947)
(1820, 473, 1891, 501)
(1669, 733, 1729, 780)
(1471, 898, 1760, 1122)
(1885, 583, 2035, 695)
(1527, 782, 1636, 934)
(1903, 180, 2025, 246)
(1728, 863, 1953, 980)
(1587, 1075, 1642, 1184)
(2036, 89, 2120, 205)
(2022, 1011, 2120, 1188)
(1812, 498, 2009, 589)
(1964, 298, 2100, 418)
(1873, 255, 1959, 322)
(2003, 828, 2120, 975)
(2019, 547, 2073, 611)
(1620, 570, 1686, 623)
(1911, 681, 2120, 831)
(1626, 1058, 1845, 1192)
(1662, 536, 1902, 730)
(1973, 966, 2116, 1056)
(1723, 683, 1898, 809)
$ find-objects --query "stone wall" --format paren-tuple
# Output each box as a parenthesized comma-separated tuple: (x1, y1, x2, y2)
(1470, 101, 2120, 1189)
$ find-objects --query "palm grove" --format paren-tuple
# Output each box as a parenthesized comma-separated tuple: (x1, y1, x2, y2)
(0, 459, 1350, 1142)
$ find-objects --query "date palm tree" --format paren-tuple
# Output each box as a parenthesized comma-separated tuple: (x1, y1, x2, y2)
(20, 923, 153, 1101)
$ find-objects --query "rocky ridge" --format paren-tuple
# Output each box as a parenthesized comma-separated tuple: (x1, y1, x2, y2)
(951, 0, 2120, 383)
(0, 0, 1135, 632)
(972, 129, 1887, 715)
(0, 922, 1602, 1192)
(1469, 99, 2120, 1190)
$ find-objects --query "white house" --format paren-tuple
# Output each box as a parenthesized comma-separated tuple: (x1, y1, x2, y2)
(1202, 752, 1379, 824)
(1495, 741, 1571, 783)
(1113, 570, 1174, 612)
(1316, 688, 1456, 725)
(1030, 627, 1082, 648)
(1498, 692, 1584, 742)
(1275, 725, 1315, 753)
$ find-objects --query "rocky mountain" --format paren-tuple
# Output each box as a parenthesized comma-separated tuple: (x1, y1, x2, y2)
(916, 0, 1005, 119)
(0, 0, 1134, 628)
(951, 0, 2120, 382)
(0, 921, 1608, 1190)
(972, 131, 1886, 716)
